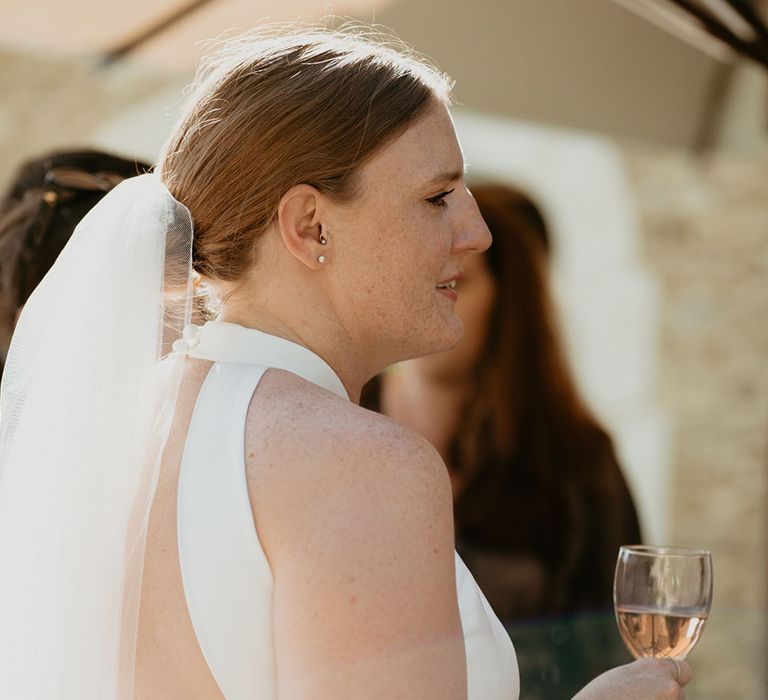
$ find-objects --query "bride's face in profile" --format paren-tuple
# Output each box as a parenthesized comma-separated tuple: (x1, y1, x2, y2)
(326, 101, 491, 363)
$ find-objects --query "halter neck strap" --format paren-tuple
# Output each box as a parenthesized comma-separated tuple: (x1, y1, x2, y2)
(175, 321, 349, 401)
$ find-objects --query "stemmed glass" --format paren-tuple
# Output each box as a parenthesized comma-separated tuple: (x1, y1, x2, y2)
(614, 545, 713, 659)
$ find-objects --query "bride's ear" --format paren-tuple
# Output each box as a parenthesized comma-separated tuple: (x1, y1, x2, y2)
(276, 184, 328, 270)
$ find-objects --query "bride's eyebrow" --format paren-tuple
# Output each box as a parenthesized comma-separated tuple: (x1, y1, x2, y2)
(423, 168, 464, 189)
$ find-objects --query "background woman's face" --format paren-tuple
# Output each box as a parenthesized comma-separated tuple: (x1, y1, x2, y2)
(411, 250, 497, 381)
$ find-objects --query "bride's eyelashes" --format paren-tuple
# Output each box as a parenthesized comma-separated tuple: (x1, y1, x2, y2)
(426, 188, 456, 209)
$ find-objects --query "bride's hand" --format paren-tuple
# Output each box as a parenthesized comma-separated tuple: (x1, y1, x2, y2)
(572, 658, 692, 700)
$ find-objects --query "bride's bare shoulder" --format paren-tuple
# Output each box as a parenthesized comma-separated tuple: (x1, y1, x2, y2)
(244, 367, 452, 549)
(246, 367, 443, 474)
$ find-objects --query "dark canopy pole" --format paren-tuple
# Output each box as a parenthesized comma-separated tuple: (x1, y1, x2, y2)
(666, 0, 768, 69)
(99, 0, 218, 68)
(724, 0, 768, 41)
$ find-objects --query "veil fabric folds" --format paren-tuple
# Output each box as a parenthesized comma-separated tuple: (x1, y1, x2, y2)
(0, 174, 194, 698)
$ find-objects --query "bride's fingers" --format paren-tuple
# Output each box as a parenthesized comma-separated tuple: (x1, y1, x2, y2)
(668, 659, 693, 687)
(634, 658, 694, 688)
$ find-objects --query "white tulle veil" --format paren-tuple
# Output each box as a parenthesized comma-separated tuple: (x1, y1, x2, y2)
(0, 173, 194, 698)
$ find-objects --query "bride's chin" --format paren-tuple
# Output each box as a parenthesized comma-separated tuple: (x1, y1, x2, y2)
(421, 319, 464, 357)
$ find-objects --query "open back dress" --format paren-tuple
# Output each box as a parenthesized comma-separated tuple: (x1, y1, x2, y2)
(176, 321, 520, 699)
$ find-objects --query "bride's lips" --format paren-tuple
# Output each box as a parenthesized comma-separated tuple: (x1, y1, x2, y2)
(436, 272, 462, 302)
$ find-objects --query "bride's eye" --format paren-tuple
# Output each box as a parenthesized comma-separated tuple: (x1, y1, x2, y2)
(426, 188, 455, 208)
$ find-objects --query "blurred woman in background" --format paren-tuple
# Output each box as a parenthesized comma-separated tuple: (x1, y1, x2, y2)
(0, 149, 149, 374)
(362, 183, 642, 698)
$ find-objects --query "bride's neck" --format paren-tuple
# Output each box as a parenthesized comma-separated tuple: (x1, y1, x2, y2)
(217, 294, 367, 403)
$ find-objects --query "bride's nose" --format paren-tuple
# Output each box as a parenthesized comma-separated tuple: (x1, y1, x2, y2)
(453, 194, 492, 255)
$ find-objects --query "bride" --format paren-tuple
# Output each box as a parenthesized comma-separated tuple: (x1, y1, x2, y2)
(0, 28, 691, 699)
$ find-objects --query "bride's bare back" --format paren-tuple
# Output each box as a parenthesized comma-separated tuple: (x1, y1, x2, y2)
(135, 359, 224, 699)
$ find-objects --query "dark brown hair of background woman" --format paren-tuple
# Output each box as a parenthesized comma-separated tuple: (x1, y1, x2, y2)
(0, 149, 150, 372)
(455, 183, 642, 616)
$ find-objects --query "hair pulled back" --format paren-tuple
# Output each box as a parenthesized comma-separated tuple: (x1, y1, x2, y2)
(157, 28, 452, 283)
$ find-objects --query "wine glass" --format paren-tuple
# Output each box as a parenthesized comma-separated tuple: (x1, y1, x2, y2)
(614, 545, 713, 659)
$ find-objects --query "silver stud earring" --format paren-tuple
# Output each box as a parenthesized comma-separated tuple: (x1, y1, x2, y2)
(319, 231, 329, 245)
(318, 255, 326, 264)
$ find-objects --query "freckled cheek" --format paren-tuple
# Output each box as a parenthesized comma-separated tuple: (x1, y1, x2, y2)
(350, 205, 443, 299)
(373, 220, 428, 271)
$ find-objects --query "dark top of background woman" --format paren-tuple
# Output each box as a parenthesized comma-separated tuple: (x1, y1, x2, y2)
(361, 182, 641, 618)
(0, 149, 150, 374)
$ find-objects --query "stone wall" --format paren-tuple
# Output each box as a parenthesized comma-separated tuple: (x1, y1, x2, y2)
(623, 148, 768, 700)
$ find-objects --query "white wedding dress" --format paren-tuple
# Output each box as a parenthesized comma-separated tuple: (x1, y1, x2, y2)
(176, 321, 520, 699)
